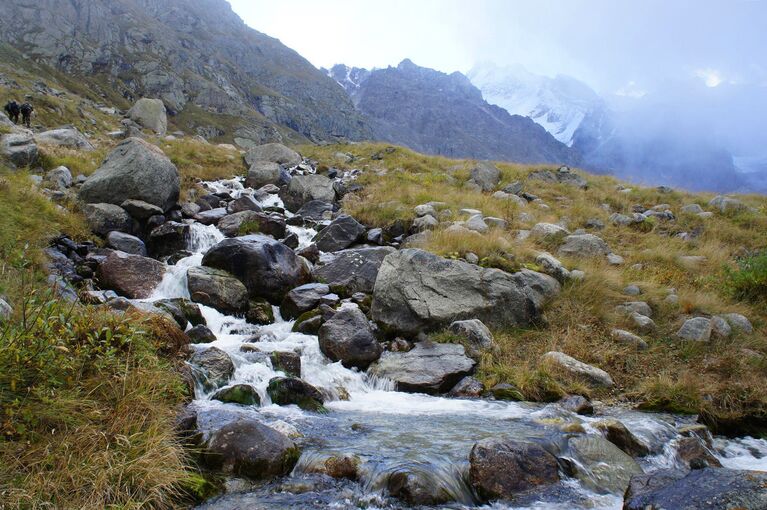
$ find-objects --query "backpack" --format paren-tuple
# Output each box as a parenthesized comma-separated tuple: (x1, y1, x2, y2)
(5, 101, 18, 114)
(20, 103, 32, 115)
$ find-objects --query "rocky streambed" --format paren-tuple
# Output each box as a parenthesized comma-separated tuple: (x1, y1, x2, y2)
(43, 140, 767, 509)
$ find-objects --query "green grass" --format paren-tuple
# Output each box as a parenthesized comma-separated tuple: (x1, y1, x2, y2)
(723, 250, 767, 304)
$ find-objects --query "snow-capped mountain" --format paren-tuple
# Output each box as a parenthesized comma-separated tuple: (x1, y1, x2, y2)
(324, 64, 371, 106)
(467, 62, 606, 147)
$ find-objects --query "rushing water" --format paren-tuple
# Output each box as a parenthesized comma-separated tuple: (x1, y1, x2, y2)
(137, 180, 767, 509)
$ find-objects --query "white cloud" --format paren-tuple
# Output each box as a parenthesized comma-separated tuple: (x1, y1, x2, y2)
(694, 68, 723, 87)
(615, 81, 646, 98)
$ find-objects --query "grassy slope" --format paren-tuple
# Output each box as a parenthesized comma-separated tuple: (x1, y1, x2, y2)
(301, 142, 767, 435)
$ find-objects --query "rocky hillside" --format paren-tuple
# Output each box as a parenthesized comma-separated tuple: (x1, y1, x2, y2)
(328, 60, 579, 165)
(0, 0, 370, 145)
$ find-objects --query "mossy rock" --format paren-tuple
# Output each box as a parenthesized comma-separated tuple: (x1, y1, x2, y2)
(211, 384, 260, 406)
(246, 298, 274, 325)
(267, 376, 326, 412)
(488, 383, 524, 401)
(292, 308, 322, 333)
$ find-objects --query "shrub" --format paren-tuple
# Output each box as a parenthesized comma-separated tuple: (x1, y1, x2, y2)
(723, 250, 767, 303)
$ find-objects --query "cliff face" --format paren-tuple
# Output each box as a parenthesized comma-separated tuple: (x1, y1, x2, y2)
(0, 0, 371, 144)
(331, 60, 578, 165)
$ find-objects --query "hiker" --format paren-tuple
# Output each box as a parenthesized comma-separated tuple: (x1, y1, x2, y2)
(4, 100, 19, 124)
(19, 101, 33, 128)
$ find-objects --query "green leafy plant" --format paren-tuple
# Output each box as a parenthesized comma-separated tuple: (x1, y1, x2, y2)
(723, 250, 767, 303)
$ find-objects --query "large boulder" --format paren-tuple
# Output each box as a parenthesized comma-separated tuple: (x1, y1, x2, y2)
(187, 266, 249, 315)
(45, 166, 73, 190)
(296, 200, 334, 221)
(528, 167, 588, 189)
(126, 98, 167, 135)
(469, 438, 560, 501)
(369, 342, 475, 394)
(371, 249, 559, 336)
(313, 214, 366, 252)
(557, 234, 611, 258)
(190, 346, 234, 388)
(244, 143, 301, 167)
(266, 377, 325, 411)
(469, 161, 501, 191)
(623, 468, 767, 510)
(34, 126, 94, 150)
(217, 210, 286, 239)
(78, 138, 180, 212)
(279, 174, 336, 212)
(313, 246, 396, 295)
(201, 235, 310, 303)
(96, 250, 165, 299)
(709, 195, 748, 214)
(106, 231, 146, 256)
(318, 306, 382, 369)
(202, 419, 300, 480)
(147, 221, 190, 258)
(1, 132, 38, 167)
(280, 283, 330, 319)
(564, 435, 642, 494)
(245, 161, 282, 189)
(541, 351, 614, 388)
(82, 203, 133, 236)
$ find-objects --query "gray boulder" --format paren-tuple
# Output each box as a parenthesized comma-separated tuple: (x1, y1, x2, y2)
(610, 329, 648, 350)
(541, 351, 614, 388)
(469, 438, 560, 501)
(313, 246, 396, 295)
(96, 251, 165, 299)
(528, 167, 588, 189)
(245, 161, 282, 189)
(318, 306, 382, 369)
(371, 249, 559, 336)
(447, 319, 496, 359)
(217, 210, 286, 239)
(722, 313, 753, 334)
(227, 195, 262, 214)
(313, 214, 366, 252)
(565, 435, 643, 494)
(447, 376, 485, 398)
(531, 222, 569, 239)
(244, 143, 301, 167)
(280, 283, 330, 319)
(211, 384, 260, 406)
(121, 199, 164, 220)
(709, 195, 748, 214)
(676, 317, 712, 342)
(147, 221, 190, 258)
(45, 166, 73, 190)
(593, 419, 649, 457)
(296, 200, 333, 221)
(267, 377, 325, 411)
(202, 419, 299, 480)
(83, 203, 133, 236)
(1, 132, 38, 167)
(535, 252, 570, 282)
(623, 468, 767, 510)
(190, 346, 234, 389)
(0, 297, 12, 322)
(187, 266, 249, 315)
(34, 126, 94, 150)
(469, 161, 501, 192)
(106, 231, 146, 256)
(369, 342, 475, 394)
(187, 324, 217, 343)
(79, 138, 180, 212)
(557, 234, 611, 258)
(126, 98, 167, 135)
(279, 174, 336, 212)
(202, 235, 310, 303)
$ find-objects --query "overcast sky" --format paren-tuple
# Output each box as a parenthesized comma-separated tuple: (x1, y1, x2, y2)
(228, 0, 767, 96)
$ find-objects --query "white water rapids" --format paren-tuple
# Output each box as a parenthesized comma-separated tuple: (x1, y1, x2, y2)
(136, 179, 766, 509)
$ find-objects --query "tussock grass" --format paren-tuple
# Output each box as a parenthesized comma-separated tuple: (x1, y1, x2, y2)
(159, 138, 246, 199)
(304, 142, 767, 434)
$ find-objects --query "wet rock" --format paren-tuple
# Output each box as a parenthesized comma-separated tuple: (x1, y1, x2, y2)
(371, 249, 559, 336)
(83, 203, 133, 236)
(96, 250, 165, 299)
(280, 283, 331, 319)
(187, 324, 217, 343)
(447, 319, 496, 359)
(245, 161, 282, 188)
(320, 454, 360, 481)
(469, 161, 500, 191)
(558, 395, 593, 415)
(227, 195, 262, 214)
(270, 351, 301, 377)
(267, 377, 325, 412)
(610, 329, 648, 350)
(676, 436, 722, 469)
(279, 174, 335, 212)
(245, 298, 275, 325)
(292, 313, 323, 334)
(447, 376, 485, 398)
(541, 351, 614, 388)
(202, 234, 310, 303)
(469, 438, 560, 501)
(488, 383, 523, 401)
(313, 246, 396, 295)
(195, 207, 227, 225)
(676, 317, 712, 342)
(296, 200, 334, 221)
(565, 435, 642, 494)
(191, 346, 234, 389)
(623, 468, 767, 510)
(387, 467, 453, 506)
(79, 138, 179, 212)
(313, 215, 366, 252)
(127, 98, 167, 135)
(212, 384, 260, 406)
(106, 231, 146, 256)
(147, 221, 190, 258)
(369, 342, 475, 394)
(557, 234, 611, 258)
(202, 419, 300, 480)
(244, 143, 301, 167)
(187, 266, 249, 314)
(318, 306, 382, 369)
(593, 419, 649, 457)
(217, 210, 286, 239)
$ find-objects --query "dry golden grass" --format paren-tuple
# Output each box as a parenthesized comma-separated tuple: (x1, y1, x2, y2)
(303, 142, 767, 434)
